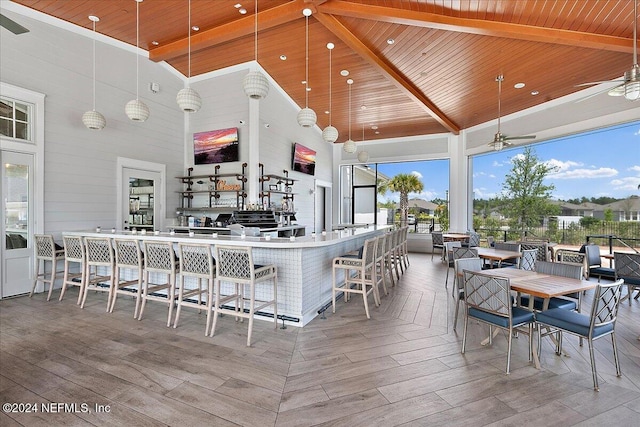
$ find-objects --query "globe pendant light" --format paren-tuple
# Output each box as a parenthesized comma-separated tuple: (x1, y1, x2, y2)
(297, 8, 317, 127)
(322, 42, 338, 143)
(177, 0, 202, 112)
(343, 78, 356, 153)
(82, 15, 106, 130)
(125, 0, 150, 122)
(357, 124, 369, 163)
(243, 0, 269, 99)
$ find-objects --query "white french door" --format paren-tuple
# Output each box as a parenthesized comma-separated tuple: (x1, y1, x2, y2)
(1, 150, 35, 298)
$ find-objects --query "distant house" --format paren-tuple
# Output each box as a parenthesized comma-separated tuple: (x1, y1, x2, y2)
(598, 196, 640, 221)
(550, 200, 597, 217)
(402, 198, 438, 215)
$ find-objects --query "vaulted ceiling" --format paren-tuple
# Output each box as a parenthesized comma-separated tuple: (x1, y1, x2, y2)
(8, 0, 640, 144)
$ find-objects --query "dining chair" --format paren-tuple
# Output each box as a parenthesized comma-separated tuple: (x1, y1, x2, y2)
(431, 231, 444, 261)
(452, 257, 483, 331)
(556, 249, 588, 279)
(59, 235, 86, 304)
(461, 270, 535, 374)
(30, 234, 65, 301)
(614, 252, 640, 305)
(111, 238, 144, 317)
(519, 241, 550, 262)
(81, 236, 116, 310)
(517, 261, 582, 312)
(443, 241, 463, 287)
(332, 237, 380, 319)
(174, 243, 215, 332)
(535, 279, 624, 391)
(211, 245, 278, 346)
(462, 231, 480, 248)
(492, 242, 521, 268)
(138, 241, 178, 327)
(518, 248, 538, 271)
(582, 244, 615, 282)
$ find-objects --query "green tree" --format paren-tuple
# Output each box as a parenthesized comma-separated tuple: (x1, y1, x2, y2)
(378, 173, 424, 225)
(500, 146, 560, 240)
(604, 208, 614, 222)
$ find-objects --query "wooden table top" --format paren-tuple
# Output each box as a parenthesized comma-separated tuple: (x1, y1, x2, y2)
(476, 247, 522, 261)
(443, 233, 469, 241)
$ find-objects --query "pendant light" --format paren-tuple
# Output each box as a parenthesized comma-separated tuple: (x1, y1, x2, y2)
(82, 15, 106, 130)
(243, 0, 269, 99)
(297, 8, 317, 127)
(322, 42, 338, 143)
(176, 0, 202, 112)
(125, 0, 150, 122)
(343, 78, 356, 153)
(357, 124, 369, 163)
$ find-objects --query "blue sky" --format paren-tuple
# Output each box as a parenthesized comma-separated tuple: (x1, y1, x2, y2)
(376, 120, 640, 203)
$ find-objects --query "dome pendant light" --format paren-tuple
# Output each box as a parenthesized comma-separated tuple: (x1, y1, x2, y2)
(243, 0, 269, 99)
(343, 79, 356, 153)
(177, 0, 202, 112)
(322, 42, 338, 143)
(125, 0, 150, 122)
(82, 15, 106, 130)
(297, 8, 317, 127)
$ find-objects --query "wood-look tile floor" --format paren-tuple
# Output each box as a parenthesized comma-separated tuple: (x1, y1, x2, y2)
(1, 253, 639, 426)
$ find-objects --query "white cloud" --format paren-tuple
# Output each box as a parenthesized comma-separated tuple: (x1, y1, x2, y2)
(610, 176, 640, 191)
(411, 170, 423, 179)
(634, 128, 640, 136)
(628, 165, 640, 174)
(488, 174, 496, 178)
(473, 188, 497, 199)
(550, 167, 618, 179)
(545, 158, 582, 172)
(412, 190, 438, 200)
(492, 160, 504, 167)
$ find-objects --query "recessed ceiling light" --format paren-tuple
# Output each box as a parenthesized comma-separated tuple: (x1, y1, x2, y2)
(306, 87, 311, 92)
(191, 25, 199, 31)
(301, 80, 306, 85)
(239, 8, 247, 14)
(361, 105, 367, 110)
(151, 40, 159, 46)
(387, 38, 395, 45)
(280, 55, 287, 60)
(325, 110, 330, 114)
(375, 131, 380, 134)
(234, 3, 242, 8)
(340, 70, 349, 76)
(371, 125, 378, 130)
(531, 90, 540, 96)
(514, 82, 525, 89)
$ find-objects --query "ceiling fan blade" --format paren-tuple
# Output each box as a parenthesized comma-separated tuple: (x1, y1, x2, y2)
(503, 135, 536, 141)
(0, 13, 29, 35)
(574, 79, 625, 88)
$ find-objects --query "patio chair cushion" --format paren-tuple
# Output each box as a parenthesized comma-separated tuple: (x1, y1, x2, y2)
(468, 306, 534, 329)
(518, 295, 577, 311)
(536, 308, 613, 338)
(590, 266, 615, 278)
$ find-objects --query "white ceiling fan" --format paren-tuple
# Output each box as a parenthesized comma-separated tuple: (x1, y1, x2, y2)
(576, 0, 639, 101)
(0, 13, 29, 35)
(488, 75, 536, 151)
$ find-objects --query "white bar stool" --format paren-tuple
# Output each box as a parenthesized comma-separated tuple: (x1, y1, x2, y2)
(111, 238, 144, 317)
(30, 234, 64, 301)
(81, 236, 115, 310)
(138, 241, 178, 327)
(59, 235, 86, 304)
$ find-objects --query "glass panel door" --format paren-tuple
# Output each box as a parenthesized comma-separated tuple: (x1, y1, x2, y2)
(122, 168, 160, 231)
(1, 151, 34, 297)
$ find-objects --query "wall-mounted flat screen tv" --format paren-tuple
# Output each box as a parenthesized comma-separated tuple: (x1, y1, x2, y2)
(193, 127, 239, 165)
(292, 142, 316, 175)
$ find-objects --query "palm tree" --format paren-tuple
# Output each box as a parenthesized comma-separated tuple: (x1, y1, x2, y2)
(378, 173, 424, 225)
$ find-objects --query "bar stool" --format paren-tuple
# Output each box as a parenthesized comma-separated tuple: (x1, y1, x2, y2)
(81, 236, 115, 311)
(138, 241, 178, 327)
(111, 239, 144, 317)
(383, 231, 396, 288)
(332, 237, 380, 319)
(399, 226, 410, 270)
(59, 235, 86, 304)
(374, 234, 389, 296)
(174, 243, 216, 332)
(211, 245, 278, 346)
(30, 234, 65, 301)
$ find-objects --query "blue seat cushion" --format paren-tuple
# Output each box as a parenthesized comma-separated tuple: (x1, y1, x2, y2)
(590, 266, 615, 278)
(518, 296, 577, 311)
(536, 308, 613, 338)
(468, 306, 534, 328)
(622, 277, 640, 286)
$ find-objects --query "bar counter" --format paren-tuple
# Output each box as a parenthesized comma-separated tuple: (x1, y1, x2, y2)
(66, 225, 388, 326)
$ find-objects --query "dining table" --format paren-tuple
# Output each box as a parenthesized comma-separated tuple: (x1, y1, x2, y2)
(476, 247, 522, 268)
(475, 268, 596, 369)
(443, 233, 470, 242)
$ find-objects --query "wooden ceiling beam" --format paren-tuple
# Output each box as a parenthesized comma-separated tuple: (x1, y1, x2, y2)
(149, 0, 309, 62)
(314, 12, 460, 134)
(318, 1, 634, 54)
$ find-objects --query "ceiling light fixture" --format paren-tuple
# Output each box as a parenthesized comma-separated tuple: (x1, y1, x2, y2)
(243, 0, 269, 100)
(343, 78, 356, 153)
(82, 15, 106, 130)
(624, 0, 639, 100)
(176, 0, 202, 113)
(297, 8, 317, 127)
(322, 42, 338, 143)
(387, 38, 395, 45)
(488, 75, 536, 151)
(125, 0, 150, 122)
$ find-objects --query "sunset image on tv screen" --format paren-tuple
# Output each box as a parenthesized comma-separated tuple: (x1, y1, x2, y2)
(292, 143, 316, 175)
(194, 127, 239, 164)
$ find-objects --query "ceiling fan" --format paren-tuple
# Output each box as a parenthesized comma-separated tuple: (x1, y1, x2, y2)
(0, 13, 29, 35)
(576, 0, 639, 101)
(487, 75, 536, 151)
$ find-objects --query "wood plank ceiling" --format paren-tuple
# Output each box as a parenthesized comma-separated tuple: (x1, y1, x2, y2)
(11, 0, 639, 144)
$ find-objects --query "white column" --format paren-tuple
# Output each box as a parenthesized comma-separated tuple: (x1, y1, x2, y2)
(448, 133, 469, 232)
(246, 97, 260, 206)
